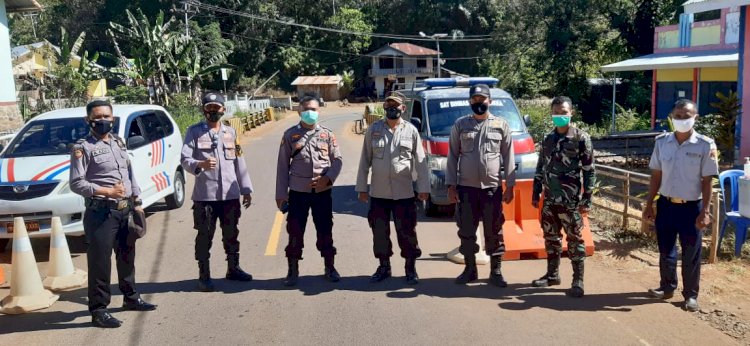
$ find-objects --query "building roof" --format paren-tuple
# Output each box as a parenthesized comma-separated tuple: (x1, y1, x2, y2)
(290, 75, 342, 86)
(5, 0, 42, 13)
(601, 49, 737, 72)
(682, 0, 750, 14)
(11, 41, 60, 60)
(370, 43, 440, 57)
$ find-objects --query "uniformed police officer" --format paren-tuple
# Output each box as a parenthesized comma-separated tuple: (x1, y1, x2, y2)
(181, 93, 254, 292)
(355, 95, 430, 285)
(643, 99, 718, 312)
(70, 100, 156, 328)
(530, 96, 595, 298)
(276, 94, 343, 286)
(446, 84, 515, 287)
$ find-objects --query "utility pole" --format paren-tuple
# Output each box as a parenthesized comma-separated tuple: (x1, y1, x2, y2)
(26, 13, 39, 39)
(184, 2, 190, 39)
(333, 0, 336, 16)
(419, 32, 447, 78)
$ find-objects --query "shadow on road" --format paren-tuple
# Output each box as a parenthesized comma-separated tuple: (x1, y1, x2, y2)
(499, 290, 656, 312)
(0, 288, 90, 334)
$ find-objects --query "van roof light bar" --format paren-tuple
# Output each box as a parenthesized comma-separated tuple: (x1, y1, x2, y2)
(423, 77, 499, 89)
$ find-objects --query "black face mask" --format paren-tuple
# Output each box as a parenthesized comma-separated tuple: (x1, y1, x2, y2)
(385, 107, 402, 120)
(205, 111, 223, 123)
(471, 102, 488, 115)
(89, 119, 113, 136)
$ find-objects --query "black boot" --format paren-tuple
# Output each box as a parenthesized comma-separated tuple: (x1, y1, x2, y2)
(566, 260, 585, 298)
(489, 255, 507, 288)
(323, 256, 340, 283)
(284, 258, 299, 287)
(226, 254, 253, 281)
(455, 255, 478, 284)
(405, 258, 419, 285)
(371, 258, 392, 283)
(532, 256, 562, 287)
(197, 260, 214, 292)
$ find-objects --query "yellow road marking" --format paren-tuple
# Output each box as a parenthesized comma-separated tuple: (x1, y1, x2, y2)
(265, 211, 284, 256)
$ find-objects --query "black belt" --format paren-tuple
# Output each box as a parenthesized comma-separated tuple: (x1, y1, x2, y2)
(660, 195, 699, 204)
(85, 198, 132, 211)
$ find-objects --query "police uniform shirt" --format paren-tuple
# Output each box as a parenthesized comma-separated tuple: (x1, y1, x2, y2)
(70, 134, 141, 199)
(181, 122, 254, 201)
(276, 124, 343, 200)
(446, 114, 516, 189)
(355, 118, 430, 200)
(649, 131, 719, 201)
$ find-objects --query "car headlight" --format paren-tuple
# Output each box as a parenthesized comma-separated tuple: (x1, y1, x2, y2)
(428, 155, 447, 172)
(520, 153, 539, 171)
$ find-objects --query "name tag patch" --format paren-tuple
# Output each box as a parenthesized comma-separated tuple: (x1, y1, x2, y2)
(91, 148, 110, 157)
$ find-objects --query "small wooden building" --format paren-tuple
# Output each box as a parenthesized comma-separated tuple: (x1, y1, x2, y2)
(291, 75, 343, 101)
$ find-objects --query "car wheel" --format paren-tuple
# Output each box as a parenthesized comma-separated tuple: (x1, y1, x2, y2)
(0, 239, 9, 253)
(165, 170, 186, 209)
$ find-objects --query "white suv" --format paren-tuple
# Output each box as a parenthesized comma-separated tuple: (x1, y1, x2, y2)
(0, 105, 186, 250)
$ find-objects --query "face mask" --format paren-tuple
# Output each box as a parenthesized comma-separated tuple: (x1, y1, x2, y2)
(470, 102, 488, 115)
(385, 107, 402, 120)
(205, 111, 223, 123)
(301, 110, 319, 125)
(89, 119, 113, 136)
(672, 117, 695, 133)
(551, 115, 572, 127)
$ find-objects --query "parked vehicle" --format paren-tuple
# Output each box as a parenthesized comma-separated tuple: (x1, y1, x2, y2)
(0, 105, 186, 250)
(402, 77, 538, 215)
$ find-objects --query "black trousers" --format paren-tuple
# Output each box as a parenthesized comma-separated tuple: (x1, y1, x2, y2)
(455, 185, 505, 257)
(285, 189, 336, 259)
(83, 207, 140, 313)
(655, 197, 703, 300)
(368, 197, 421, 259)
(192, 199, 241, 262)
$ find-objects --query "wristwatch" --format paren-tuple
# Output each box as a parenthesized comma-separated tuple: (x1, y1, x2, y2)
(133, 199, 143, 207)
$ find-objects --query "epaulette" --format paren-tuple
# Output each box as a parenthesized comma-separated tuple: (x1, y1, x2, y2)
(111, 134, 127, 149)
(695, 133, 715, 144)
(655, 132, 669, 140)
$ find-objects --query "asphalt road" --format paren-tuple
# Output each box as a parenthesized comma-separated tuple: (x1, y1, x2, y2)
(0, 105, 738, 345)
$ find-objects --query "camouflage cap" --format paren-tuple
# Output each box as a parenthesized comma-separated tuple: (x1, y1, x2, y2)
(385, 95, 404, 105)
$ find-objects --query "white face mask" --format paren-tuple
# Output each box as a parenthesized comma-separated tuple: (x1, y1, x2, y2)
(672, 117, 695, 133)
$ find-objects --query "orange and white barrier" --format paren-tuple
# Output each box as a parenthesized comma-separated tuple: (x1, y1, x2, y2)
(0, 217, 59, 314)
(43, 217, 87, 291)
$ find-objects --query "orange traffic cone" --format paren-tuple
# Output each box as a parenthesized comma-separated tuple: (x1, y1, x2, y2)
(43, 217, 87, 291)
(0, 265, 5, 287)
(0, 217, 59, 314)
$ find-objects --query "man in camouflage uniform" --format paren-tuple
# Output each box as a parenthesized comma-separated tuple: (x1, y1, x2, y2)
(531, 96, 595, 298)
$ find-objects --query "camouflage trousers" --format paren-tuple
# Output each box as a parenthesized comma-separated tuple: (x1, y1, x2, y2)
(541, 202, 586, 261)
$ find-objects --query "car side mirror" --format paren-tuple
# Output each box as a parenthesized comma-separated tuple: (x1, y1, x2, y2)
(410, 117, 422, 132)
(127, 135, 147, 149)
(524, 114, 531, 126)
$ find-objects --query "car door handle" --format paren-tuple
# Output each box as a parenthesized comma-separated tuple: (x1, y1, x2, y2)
(148, 152, 152, 156)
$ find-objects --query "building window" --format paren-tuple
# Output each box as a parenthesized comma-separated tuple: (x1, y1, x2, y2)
(379, 56, 394, 70)
(417, 59, 427, 68)
(695, 9, 721, 22)
(397, 78, 405, 84)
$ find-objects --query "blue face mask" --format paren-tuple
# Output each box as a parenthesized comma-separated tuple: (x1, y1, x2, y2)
(301, 110, 319, 125)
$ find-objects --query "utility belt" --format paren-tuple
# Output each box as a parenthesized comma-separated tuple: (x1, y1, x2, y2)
(85, 197, 132, 211)
(660, 195, 699, 205)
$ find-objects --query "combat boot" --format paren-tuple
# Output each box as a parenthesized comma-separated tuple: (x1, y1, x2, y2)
(566, 260, 585, 298)
(371, 258, 392, 283)
(405, 258, 419, 285)
(489, 255, 507, 288)
(455, 254, 478, 284)
(226, 254, 253, 281)
(323, 256, 341, 282)
(284, 258, 299, 287)
(197, 260, 214, 292)
(532, 256, 562, 287)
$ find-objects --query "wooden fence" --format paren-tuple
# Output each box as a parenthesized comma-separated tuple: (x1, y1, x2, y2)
(594, 164, 723, 263)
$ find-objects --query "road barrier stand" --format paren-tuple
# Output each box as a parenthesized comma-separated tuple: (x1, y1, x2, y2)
(43, 217, 87, 292)
(0, 217, 59, 314)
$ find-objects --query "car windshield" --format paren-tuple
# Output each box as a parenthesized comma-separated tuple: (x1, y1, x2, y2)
(1, 117, 120, 158)
(426, 98, 524, 137)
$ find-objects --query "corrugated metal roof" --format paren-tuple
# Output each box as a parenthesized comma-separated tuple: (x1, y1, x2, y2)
(6, 0, 43, 13)
(291, 75, 342, 86)
(389, 43, 439, 56)
(601, 49, 737, 72)
(683, 0, 750, 14)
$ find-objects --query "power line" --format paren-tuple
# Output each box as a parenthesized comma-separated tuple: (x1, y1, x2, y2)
(185, 0, 494, 42)
(219, 31, 482, 61)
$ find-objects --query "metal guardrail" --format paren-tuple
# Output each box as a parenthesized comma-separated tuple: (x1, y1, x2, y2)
(222, 107, 277, 135)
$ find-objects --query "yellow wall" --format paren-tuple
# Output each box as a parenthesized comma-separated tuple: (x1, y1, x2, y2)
(87, 79, 107, 97)
(691, 25, 721, 46)
(700, 67, 738, 82)
(658, 30, 680, 49)
(656, 68, 693, 82)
